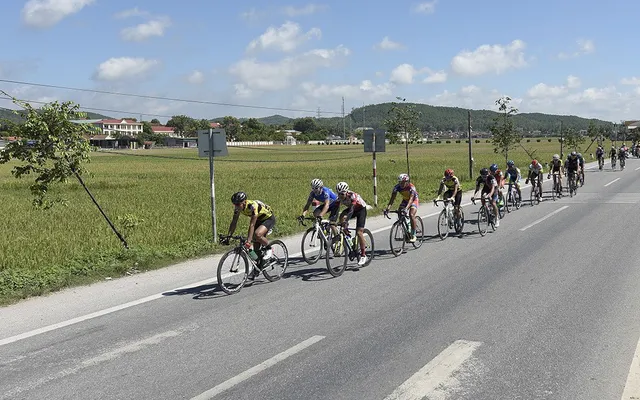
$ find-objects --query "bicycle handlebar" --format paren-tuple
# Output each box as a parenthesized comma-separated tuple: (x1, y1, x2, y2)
(218, 234, 247, 244)
(384, 209, 408, 219)
(433, 199, 453, 207)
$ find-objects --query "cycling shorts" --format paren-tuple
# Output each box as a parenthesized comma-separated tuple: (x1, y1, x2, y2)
(443, 190, 462, 207)
(482, 188, 499, 202)
(340, 206, 367, 229)
(399, 198, 419, 209)
(256, 215, 276, 231)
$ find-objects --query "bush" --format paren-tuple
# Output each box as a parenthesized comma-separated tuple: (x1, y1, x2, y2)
(526, 139, 530, 142)
(436, 140, 441, 144)
(426, 141, 433, 144)
(456, 140, 461, 143)
(446, 140, 451, 144)
(548, 139, 552, 142)
(536, 139, 541, 142)
(475, 140, 480, 144)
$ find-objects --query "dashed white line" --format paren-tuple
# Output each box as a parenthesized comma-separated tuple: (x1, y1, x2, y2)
(190, 335, 325, 400)
(604, 178, 621, 187)
(519, 206, 570, 231)
(383, 340, 482, 400)
(635, 166, 640, 171)
(621, 334, 640, 399)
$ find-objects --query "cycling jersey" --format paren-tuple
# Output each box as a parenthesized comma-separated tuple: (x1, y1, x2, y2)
(493, 170, 504, 187)
(476, 174, 497, 193)
(577, 155, 584, 167)
(565, 157, 579, 171)
(440, 175, 460, 191)
(308, 187, 337, 203)
(529, 163, 543, 176)
(393, 183, 419, 202)
(237, 200, 273, 221)
(504, 167, 521, 182)
(610, 149, 617, 158)
(596, 148, 604, 157)
(550, 159, 563, 172)
(339, 191, 367, 210)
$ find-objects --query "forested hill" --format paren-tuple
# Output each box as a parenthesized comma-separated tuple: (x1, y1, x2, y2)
(0, 107, 111, 124)
(242, 103, 613, 133)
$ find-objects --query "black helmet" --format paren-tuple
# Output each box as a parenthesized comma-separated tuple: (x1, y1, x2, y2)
(480, 168, 489, 176)
(231, 191, 247, 204)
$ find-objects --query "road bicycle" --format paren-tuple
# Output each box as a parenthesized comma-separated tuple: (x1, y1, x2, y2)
(384, 209, 424, 255)
(567, 170, 578, 197)
(504, 181, 522, 212)
(578, 167, 585, 187)
(217, 234, 289, 295)
(528, 176, 543, 206)
(298, 216, 334, 264)
(611, 155, 617, 170)
(597, 156, 604, 170)
(548, 172, 563, 201)
(328, 225, 374, 274)
(620, 156, 626, 171)
(471, 196, 497, 236)
(433, 199, 465, 240)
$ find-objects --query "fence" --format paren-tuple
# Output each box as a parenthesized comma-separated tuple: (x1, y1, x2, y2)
(226, 141, 274, 146)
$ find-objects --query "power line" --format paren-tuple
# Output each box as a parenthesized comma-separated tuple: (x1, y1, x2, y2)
(0, 78, 344, 115)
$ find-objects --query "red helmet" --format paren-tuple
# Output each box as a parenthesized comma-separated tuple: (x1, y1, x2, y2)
(532, 159, 538, 166)
(444, 169, 454, 178)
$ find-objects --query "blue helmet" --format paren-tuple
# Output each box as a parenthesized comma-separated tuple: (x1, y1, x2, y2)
(489, 163, 499, 172)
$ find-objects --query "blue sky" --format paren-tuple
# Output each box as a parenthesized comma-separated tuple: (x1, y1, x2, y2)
(1, 0, 639, 123)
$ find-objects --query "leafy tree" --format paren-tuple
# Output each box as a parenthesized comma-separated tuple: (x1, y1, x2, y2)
(384, 97, 422, 176)
(0, 94, 128, 246)
(243, 118, 265, 136)
(221, 116, 241, 140)
(166, 115, 192, 137)
(150, 118, 160, 124)
(489, 96, 521, 164)
(293, 117, 317, 134)
(563, 127, 585, 151)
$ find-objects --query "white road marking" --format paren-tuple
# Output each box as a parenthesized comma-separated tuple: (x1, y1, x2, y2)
(519, 206, 569, 231)
(190, 335, 325, 400)
(635, 166, 640, 171)
(1, 329, 185, 399)
(621, 334, 640, 400)
(383, 340, 481, 400)
(604, 178, 621, 187)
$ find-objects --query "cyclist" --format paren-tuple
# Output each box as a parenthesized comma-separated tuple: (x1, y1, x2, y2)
(618, 144, 628, 169)
(547, 154, 564, 196)
(384, 173, 418, 243)
(576, 153, 585, 184)
(336, 181, 370, 266)
(473, 167, 499, 227)
(504, 160, 522, 201)
(595, 145, 604, 169)
(435, 168, 462, 219)
(301, 178, 339, 221)
(227, 192, 276, 266)
(565, 152, 580, 188)
(525, 159, 544, 198)
(489, 163, 505, 206)
(610, 145, 617, 168)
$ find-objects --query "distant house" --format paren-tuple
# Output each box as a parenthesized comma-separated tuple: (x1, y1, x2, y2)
(99, 119, 143, 137)
(210, 122, 221, 129)
(70, 118, 143, 148)
(151, 125, 179, 137)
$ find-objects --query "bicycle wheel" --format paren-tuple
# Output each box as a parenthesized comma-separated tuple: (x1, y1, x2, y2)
(217, 249, 249, 295)
(535, 185, 542, 205)
(477, 206, 489, 236)
(437, 209, 449, 240)
(580, 171, 585, 186)
(389, 221, 406, 256)
(504, 193, 511, 213)
(551, 182, 556, 201)
(530, 187, 535, 206)
(356, 228, 375, 267)
(454, 208, 465, 234)
(412, 216, 424, 248)
(515, 190, 522, 209)
(301, 226, 322, 265)
(325, 233, 347, 277)
(261, 240, 289, 282)
(498, 196, 506, 219)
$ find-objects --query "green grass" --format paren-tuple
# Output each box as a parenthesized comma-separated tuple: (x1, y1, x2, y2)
(0, 138, 603, 305)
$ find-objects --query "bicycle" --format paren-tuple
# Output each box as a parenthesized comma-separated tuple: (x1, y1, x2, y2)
(549, 172, 563, 201)
(620, 156, 626, 171)
(433, 199, 465, 240)
(567, 170, 577, 197)
(471, 195, 496, 236)
(330, 225, 374, 270)
(504, 181, 522, 212)
(528, 176, 542, 206)
(383, 209, 424, 255)
(611, 156, 617, 170)
(578, 167, 585, 187)
(298, 216, 349, 278)
(597, 156, 604, 170)
(217, 234, 289, 295)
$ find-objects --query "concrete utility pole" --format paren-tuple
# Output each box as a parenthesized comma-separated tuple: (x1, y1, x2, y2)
(342, 97, 346, 139)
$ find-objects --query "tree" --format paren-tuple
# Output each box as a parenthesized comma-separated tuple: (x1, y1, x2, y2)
(384, 97, 421, 176)
(293, 117, 317, 134)
(166, 115, 192, 137)
(489, 96, 521, 164)
(221, 116, 241, 140)
(563, 127, 585, 151)
(150, 118, 160, 124)
(0, 94, 129, 247)
(243, 118, 265, 136)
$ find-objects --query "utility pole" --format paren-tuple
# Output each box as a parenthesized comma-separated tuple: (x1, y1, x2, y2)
(468, 110, 473, 180)
(316, 107, 321, 119)
(363, 102, 366, 128)
(560, 120, 564, 159)
(342, 97, 346, 139)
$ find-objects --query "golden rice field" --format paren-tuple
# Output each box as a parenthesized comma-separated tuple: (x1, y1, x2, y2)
(0, 138, 597, 304)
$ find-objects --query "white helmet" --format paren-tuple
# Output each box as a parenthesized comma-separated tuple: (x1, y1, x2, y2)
(397, 173, 409, 183)
(311, 178, 323, 190)
(336, 181, 349, 193)
(553, 154, 559, 160)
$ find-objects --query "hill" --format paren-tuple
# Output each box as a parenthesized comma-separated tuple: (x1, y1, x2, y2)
(0, 107, 111, 124)
(218, 103, 613, 133)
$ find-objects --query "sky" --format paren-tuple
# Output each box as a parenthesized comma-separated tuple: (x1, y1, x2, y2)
(1, 0, 640, 124)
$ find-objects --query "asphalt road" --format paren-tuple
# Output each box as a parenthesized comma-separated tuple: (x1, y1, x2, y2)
(2, 157, 640, 400)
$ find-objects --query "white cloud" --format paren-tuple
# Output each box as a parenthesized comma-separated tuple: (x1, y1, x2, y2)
(412, 1, 437, 14)
(292, 80, 394, 110)
(114, 7, 149, 19)
(424, 70, 447, 83)
(375, 71, 385, 78)
(558, 39, 595, 59)
(229, 45, 350, 94)
(21, 0, 95, 28)
(240, 7, 263, 21)
(390, 64, 424, 84)
(567, 75, 581, 89)
(451, 40, 528, 76)
(247, 21, 321, 53)
(233, 84, 253, 98)
(121, 17, 171, 41)
(93, 57, 160, 81)
(527, 83, 568, 98)
(375, 37, 404, 50)
(621, 77, 640, 85)
(186, 70, 205, 84)
(283, 4, 328, 16)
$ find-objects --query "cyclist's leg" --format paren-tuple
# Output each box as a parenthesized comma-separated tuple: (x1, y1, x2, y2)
(454, 190, 463, 215)
(312, 204, 323, 218)
(328, 202, 341, 236)
(408, 201, 418, 235)
(255, 215, 275, 257)
(354, 208, 367, 258)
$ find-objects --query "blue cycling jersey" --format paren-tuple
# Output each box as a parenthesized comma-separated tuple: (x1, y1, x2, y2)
(308, 187, 338, 203)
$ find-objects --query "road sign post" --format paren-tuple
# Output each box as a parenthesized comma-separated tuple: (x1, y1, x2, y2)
(364, 129, 386, 207)
(197, 129, 228, 243)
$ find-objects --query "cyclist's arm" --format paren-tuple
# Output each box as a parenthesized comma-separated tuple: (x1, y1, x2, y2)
(246, 213, 258, 244)
(386, 191, 397, 210)
(228, 211, 240, 236)
(301, 195, 313, 215)
(319, 198, 331, 217)
(451, 183, 460, 199)
(405, 193, 416, 211)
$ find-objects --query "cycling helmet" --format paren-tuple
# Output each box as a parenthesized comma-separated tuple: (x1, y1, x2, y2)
(336, 181, 349, 193)
(444, 168, 454, 178)
(553, 154, 559, 160)
(480, 168, 489, 176)
(397, 173, 410, 183)
(311, 178, 323, 190)
(490, 163, 499, 172)
(577, 152, 582, 157)
(507, 160, 514, 167)
(231, 191, 247, 204)
(570, 151, 577, 157)
(532, 159, 538, 166)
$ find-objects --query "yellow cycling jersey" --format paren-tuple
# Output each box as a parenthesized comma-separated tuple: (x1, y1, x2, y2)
(237, 200, 273, 221)
(550, 159, 563, 171)
(441, 175, 460, 191)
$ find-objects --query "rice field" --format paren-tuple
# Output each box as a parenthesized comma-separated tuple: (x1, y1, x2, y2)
(0, 138, 595, 303)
